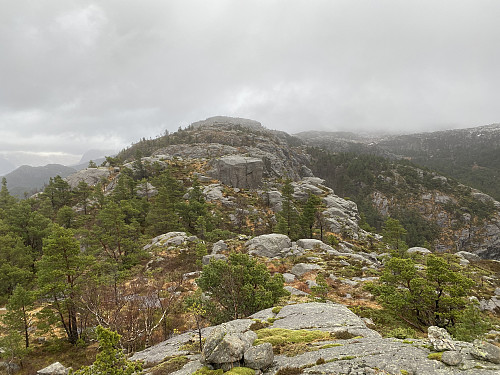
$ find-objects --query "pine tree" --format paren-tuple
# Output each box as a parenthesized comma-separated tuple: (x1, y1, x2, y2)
(299, 193, 321, 238)
(72, 326, 142, 375)
(37, 225, 92, 344)
(275, 179, 300, 240)
(3, 285, 35, 348)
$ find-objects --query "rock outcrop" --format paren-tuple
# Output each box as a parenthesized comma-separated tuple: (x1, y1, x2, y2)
(129, 302, 500, 375)
(64, 167, 111, 188)
(209, 155, 264, 189)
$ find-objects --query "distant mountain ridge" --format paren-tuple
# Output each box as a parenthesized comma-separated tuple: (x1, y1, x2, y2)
(298, 123, 500, 201)
(3, 164, 76, 197)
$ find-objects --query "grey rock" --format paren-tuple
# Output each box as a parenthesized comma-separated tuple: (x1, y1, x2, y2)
(441, 351, 463, 366)
(129, 331, 193, 366)
(209, 155, 263, 189)
(0, 361, 20, 374)
(143, 232, 190, 251)
(471, 339, 500, 364)
(296, 239, 334, 252)
(168, 359, 204, 375)
(282, 273, 296, 283)
(37, 362, 70, 375)
(246, 234, 292, 258)
(284, 286, 309, 296)
(407, 247, 431, 255)
(306, 280, 318, 288)
(428, 326, 456, 351)
(202, 254, 227, 265)
(290, 263, 322, 277)
(201, 323, 254, 366)
(272, 302, 381, 338)
(65, 167, 111, 189)
(212, 240, 228, 254)
(244, 343, 274, 370)
(136, 182, 158, 198)
(456, 251, 481, 261)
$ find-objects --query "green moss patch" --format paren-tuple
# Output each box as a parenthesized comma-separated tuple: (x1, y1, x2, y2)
(319, 343, 343, 349)
(255, 328, 331, 346)
(427, 352, 443, 361)
(149, 356, 189, 375)
(255, 328, 331, 356)
(192, 366, 223, 375)
(225, 367, 255, 375)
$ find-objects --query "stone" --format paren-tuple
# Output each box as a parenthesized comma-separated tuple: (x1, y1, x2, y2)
(306, 280, 318, 288)
(441, 351, 463, 366)
(290, 263, 322, 277)
(136, 181, 158, 198)
(244, 343, 274, 370)
(296, 239, 334, 252)
(456, 251, 481, 261)
(407, 247, 431, 255)
(201, 324, 253, 366)
(246, 234, 292, 258)
(0, 361, 20, 373)
(212, 240, 228, 254)
(209, 155, 263, 189)
(37, 362, 70, 375)
(471, 339, 500, 364)
(202, 254, 227, 265)
(143, 232, 190, 251)
(64, 167, 111, 189)
(282, 273, 296, 283)
(284, 286, 309, 296)
(427, 326, 456, 351)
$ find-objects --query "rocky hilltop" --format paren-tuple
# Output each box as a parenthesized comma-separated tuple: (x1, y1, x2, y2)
(3, 116, 500, 375)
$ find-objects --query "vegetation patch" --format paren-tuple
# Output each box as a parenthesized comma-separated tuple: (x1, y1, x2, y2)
(254, 328, 331, 355)
(427, 352, 444, 361)
(192, 366, 224, 375)
(272, 306, 283, 314)
(149, 356, 189, 375)
(179, 338, 205, 353)
(319, 343, 343, 349)
(249, 319, 270, 331)
(225, 367, 255, 375)
(275, 367, 303, 375)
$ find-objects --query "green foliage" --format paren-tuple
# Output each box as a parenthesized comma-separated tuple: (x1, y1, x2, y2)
(299, 194, 321, 239)
(381, 218, 408, 255)
(427, 352, 443, 361)
(71, 326, 142, 375)
(37, 225, 93, 344)
(448, 304, 491, 342)
(367, 254, 475, 330)
(275, 180, 300, 240)
(225, 367, 255, 375)
(192, 367, 223, 375)
(392, 209, 440, 248)
(2, 285, 35, 348)
(310, 273, 329, 301)
(386, 327, 416, 339)
(196, 253, 288, 323)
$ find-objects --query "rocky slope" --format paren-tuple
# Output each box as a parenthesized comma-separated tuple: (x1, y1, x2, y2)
(65, 117, 500, 259)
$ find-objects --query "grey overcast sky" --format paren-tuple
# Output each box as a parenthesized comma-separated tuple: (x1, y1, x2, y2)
(1, 0, 500, 167)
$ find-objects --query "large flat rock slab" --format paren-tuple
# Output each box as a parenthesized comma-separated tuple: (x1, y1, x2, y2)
(272, 302, 381, 339)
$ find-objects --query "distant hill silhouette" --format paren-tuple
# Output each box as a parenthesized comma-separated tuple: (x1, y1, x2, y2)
(3, 164, 76, 198)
